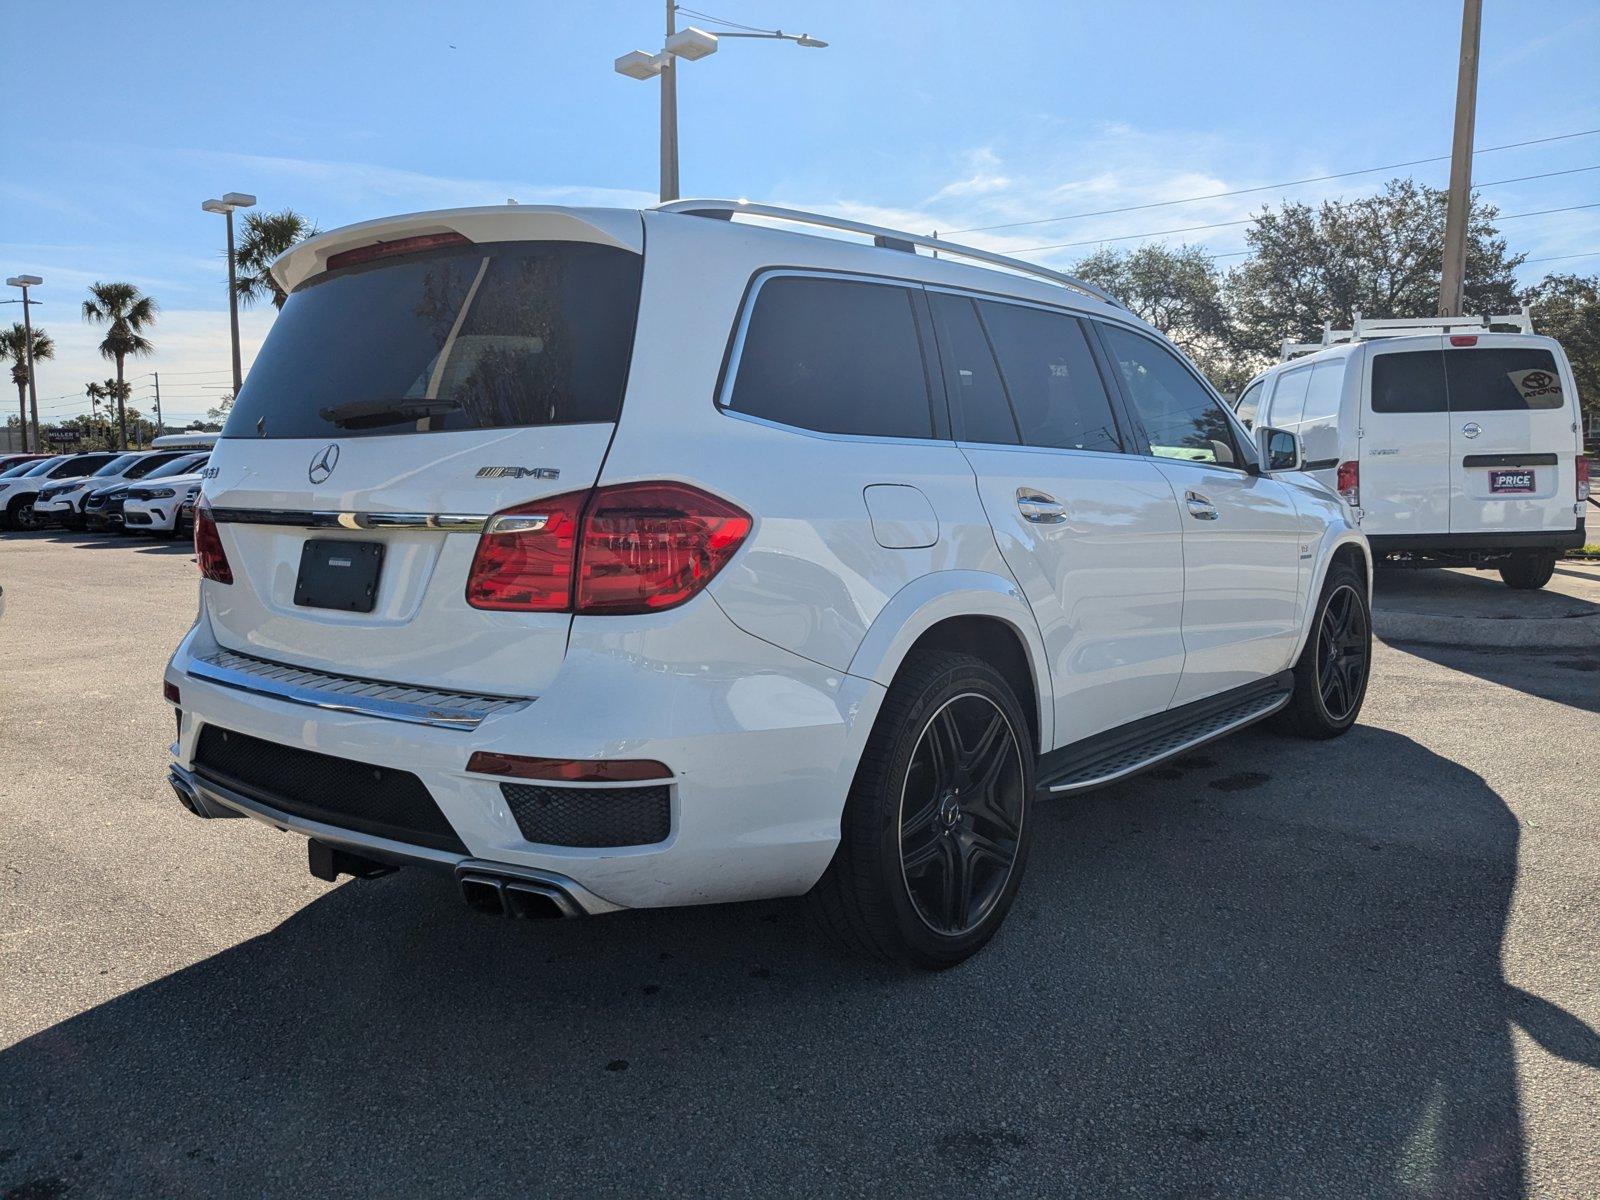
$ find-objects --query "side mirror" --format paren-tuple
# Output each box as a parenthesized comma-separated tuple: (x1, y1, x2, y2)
(1256, 426, 1302, 473)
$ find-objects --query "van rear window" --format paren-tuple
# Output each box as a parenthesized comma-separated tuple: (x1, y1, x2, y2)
(1370, 350, 1446, 413)
(1444, 347, 1566, 411)
(224, 240, 643, 439)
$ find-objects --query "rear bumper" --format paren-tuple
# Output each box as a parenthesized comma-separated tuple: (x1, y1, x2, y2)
(165, 594, 887, 912)
(1368, 521, 1585, 554)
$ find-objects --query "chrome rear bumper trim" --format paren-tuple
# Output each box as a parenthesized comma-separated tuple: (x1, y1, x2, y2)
(187, 647, 532, 730)
(208, 507, 488, 532)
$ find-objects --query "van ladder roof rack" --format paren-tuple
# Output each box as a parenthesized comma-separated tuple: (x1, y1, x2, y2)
(1279, 306, 1535, 360)
(655, 198, 1127, 310)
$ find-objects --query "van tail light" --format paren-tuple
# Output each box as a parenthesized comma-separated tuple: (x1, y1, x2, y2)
(194, 496, 233, 584)
(465, 482, 751, 615)
(1450, 335, 1478, 347)
(1336, 461, 1360, 508)
(1579, 455, 1591, 502)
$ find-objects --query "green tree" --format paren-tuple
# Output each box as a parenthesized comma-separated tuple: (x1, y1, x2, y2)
(82, 282, 158, 450)
(233, 209, 319, 309)
(1072, 244, 1247, 392)
(0, 322, 54, 452)
(1225, 179, 1524, 361)
(1521, 273, 1599, 424)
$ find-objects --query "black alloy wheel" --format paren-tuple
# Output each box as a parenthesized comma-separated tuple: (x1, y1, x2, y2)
(898, 694, 1026, 936)
(1316, 584, 1369, 723)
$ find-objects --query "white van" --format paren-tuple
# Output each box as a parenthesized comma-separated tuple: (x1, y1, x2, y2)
(1235, 314, 1588, 589)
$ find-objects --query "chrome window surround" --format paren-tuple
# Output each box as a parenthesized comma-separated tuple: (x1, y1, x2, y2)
(187, 647, 531, 730)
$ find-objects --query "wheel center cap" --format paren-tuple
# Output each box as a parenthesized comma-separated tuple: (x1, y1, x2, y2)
(939, 796, 962, 829)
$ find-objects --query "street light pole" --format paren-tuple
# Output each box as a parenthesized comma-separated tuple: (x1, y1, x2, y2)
(6, 275, 43, 454)
(615, 10, 827, 203)
(202, 192, 256, 396)
(1438, 0, 1482, 317)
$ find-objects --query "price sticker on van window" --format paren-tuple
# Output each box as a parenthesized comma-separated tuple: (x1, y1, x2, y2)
(1489, 469, 1536, 494)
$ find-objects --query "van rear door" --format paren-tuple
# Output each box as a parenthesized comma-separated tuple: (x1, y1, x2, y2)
(1443, 336, 1578, 536)
(202, 213, 644, 698)
(1361, 339, 1451, 536)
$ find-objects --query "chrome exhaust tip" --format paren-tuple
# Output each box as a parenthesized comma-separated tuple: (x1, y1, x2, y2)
(168, 770, 245, 819)
(457, 870, 579, 919)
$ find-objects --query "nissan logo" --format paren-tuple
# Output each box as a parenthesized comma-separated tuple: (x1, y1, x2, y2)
(308, 443, 341, 485)
(1461, 422, 1482, 440)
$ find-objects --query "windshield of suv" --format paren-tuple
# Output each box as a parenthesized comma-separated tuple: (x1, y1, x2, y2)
(18, 457, 65, 477)
(1, 459, 48, 479)
(143, 453, 207, 479)
(223, 239, 643, 439)
(92, 454, 141, 477)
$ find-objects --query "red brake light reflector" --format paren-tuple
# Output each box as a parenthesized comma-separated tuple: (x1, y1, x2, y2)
(1336, 460, 1360, 508)
(466, 489, 588, 611)
(194, 496, 233, 584)
(1450, 335, 1478, 347)
(1579, 455, 1591, 502)
(326, 232, 472, 272)
(465, 752, 671, 783)
(163, 681, 181, 705)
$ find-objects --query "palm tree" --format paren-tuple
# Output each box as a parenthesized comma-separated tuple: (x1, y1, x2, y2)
(0, 323, 54, 453)
(82, 282, 157, 450)
(85, 381, 114, 449)
(234, 209, 319, 309)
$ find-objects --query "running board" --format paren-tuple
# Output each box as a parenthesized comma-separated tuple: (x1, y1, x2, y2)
(1037, 672, 1294, 796)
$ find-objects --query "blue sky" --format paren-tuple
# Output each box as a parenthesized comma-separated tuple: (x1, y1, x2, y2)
(4, 0, 1598, 425)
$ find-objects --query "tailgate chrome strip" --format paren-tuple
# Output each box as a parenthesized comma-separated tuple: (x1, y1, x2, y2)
(208, 507, 487, 532)
(188, 647, 531, 730)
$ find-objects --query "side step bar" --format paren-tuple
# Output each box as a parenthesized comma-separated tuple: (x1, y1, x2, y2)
(1038, 672, 1294, 796)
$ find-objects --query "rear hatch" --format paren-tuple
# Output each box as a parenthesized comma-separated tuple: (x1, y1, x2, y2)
(1443, 335, 1579, 535)
(202, 207, 644, 696)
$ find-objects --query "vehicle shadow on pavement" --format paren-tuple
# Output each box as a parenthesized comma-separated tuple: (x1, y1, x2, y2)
(1378, 637, 1600, 716)
(3, 728, 1597, 1197)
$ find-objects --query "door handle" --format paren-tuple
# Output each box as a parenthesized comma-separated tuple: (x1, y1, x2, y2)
(1016, 488, 1067, 524)
(1185, 490, 1219, 520)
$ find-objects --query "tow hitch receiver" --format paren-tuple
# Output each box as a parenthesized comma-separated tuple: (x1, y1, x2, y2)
(308, 839, 398, 883)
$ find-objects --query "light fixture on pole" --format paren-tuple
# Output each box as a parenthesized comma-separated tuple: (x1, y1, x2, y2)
(202, 192, 256, 396)
(613, 6, 828, 202)
(6, 274, 44, 453)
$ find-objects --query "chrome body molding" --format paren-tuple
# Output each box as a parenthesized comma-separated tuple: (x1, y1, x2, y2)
(187, 647, 532, 730)
(207, 507, 488, 532)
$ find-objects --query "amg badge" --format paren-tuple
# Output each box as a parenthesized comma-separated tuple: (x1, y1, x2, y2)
(476, 466, 560, 480)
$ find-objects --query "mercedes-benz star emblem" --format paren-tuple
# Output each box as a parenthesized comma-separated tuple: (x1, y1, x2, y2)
(308, 443, 341, 484)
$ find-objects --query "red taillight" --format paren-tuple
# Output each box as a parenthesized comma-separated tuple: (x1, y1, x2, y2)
(325, 232, 472, 272)
(465, 482, 751, 615)
(194, 496, 232, 584)
(465, 752, 671, 782)
(1336, 460, 1360, 508)
(1579, 455, 1592, 502)
(1450, 335, 1478, 347)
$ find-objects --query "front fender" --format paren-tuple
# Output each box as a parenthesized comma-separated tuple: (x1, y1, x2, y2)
(845, 570, 1055, 752)
(1289, 529, 1373, 665)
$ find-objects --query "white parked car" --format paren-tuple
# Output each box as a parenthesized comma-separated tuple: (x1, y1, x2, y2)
(1235, 314, 1588, 589)
(165, 201, 1371, 967)
(33, 449, 197, 530)
(122, 454, 211, 537)
(0, 452, 121, 530)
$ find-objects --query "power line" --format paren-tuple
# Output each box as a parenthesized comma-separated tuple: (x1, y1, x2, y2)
(945, 127, 1600, 235)
(1521, 249, 1600, 264)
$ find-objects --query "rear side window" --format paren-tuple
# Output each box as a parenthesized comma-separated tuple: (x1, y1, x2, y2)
(1097, 323, 1241, 466)
(928, 293, 1018, 444)
(1371, 350, 1447, 413)
(51, 455, 115, 478)
(123, 452, 185, 479)
(980, 303, 1122, 453)
(1266, 365, 1312, 429)
(728, 276, 935, 439)
(1444, 347, 1567, 411)
(225, 240, 644, 439)
(1234, 379, 1264, 428)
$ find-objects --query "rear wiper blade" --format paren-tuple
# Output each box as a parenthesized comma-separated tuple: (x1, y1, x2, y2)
(318, 398, 461, 430)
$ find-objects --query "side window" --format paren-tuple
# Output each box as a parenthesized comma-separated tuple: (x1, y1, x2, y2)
(979, 302, 1122, 453)
(1267, 366, 1312, 430)
(1234, 379, 1264, 429)
(1444, 347, 1566, 411)
(928, 293, 1019, 444)
(1370, 349, 1447, 413)
(1097, 323, 1241, 467)
(727, 275, 935, 439)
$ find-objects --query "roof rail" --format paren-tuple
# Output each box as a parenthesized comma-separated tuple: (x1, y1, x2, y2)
(654, 198, 1127, 310)
(1280, 306, 1535, 360)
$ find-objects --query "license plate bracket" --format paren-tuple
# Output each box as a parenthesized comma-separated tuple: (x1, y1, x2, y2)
(1489, 469, 1536, 494)
(294, 539, 385, 613)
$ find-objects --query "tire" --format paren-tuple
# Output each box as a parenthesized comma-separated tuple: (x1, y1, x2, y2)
(808, 650, 1035, 970)
(1275, 562, 1371, 740)
(1499, 550, 1556, 591)
(4, 496, 35, 532)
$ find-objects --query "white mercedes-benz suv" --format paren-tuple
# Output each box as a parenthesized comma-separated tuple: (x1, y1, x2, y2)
(165, 201, 1371, 967)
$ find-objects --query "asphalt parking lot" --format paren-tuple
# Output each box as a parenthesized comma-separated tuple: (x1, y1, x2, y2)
(3, 531, 1598, 1199)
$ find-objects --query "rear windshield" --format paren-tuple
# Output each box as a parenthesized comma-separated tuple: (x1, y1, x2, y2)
(1444, 347, 1567, 411)
(224, 240, 644, 440)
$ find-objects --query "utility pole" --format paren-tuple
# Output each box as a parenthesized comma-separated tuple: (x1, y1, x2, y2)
(660, 0, 679, 203)
(153, 371, 164, 436)
(1438, 0, 1482, 317)
(202, 193, 255, 396)
(5, 275, 43, 452)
